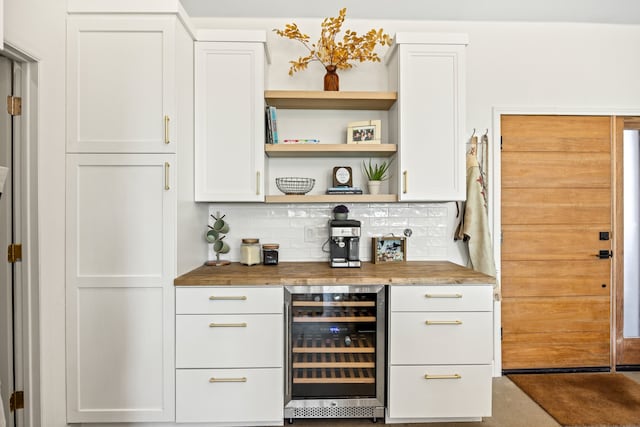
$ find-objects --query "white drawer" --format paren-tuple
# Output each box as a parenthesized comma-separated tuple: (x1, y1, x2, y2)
(390, 285, 493, 312)
(388, 364, 492, 419)
(176, 286, 283, 314)
(176, 314, 283, 368)
(176, 368, 283, 424)
(389, 311, 492, 365)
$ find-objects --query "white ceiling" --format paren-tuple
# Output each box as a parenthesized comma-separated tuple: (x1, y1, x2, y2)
(181, 0, 640, 25)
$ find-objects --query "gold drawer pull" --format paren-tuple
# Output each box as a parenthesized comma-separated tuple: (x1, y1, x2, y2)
(256, 171, 261, 195)
(425, 320, 463, 325)
(424, 374, 461, 380)
(164, 162, 170, 190)
(209, 377, 247, 383)
(209, 295, 247, 301)
(209, 322, 247, 328)
(164, 115, 170, 144)
(403, 170, 408, 194)
(425, 293, 462, 299)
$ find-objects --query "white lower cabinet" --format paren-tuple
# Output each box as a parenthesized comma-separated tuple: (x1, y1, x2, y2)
(176, 368, 283, 424)
(386, 285, 494, 423)
(388, 364, 492, 419)
(175, 286, 284, 425)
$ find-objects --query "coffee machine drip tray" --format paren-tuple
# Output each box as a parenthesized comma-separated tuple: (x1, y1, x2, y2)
(331, 259, 362, 268)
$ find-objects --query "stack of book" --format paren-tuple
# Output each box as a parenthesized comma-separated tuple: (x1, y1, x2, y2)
(265, 106, 278, 144)
(326, 186, 363, 195)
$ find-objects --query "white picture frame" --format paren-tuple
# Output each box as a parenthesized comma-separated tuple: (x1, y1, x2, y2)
(347, 120, 381, 144)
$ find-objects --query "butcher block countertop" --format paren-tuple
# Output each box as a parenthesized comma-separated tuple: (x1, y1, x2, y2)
(174, 261, 495, 286)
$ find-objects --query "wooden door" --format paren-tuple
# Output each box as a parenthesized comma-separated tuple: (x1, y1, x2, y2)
(501, 115, 612, 370)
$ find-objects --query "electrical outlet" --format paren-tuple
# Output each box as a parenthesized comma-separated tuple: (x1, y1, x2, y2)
(305, 226, 317, 242)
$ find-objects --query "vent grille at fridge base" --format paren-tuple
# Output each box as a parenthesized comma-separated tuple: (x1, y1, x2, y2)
(292, 406, 378, 418)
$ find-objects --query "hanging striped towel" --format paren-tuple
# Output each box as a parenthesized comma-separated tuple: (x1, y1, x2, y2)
(460, 153, 496, 277)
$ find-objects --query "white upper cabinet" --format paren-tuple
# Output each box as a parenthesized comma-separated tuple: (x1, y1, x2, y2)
(66, 15, 176, 153)
(194, 32, 267, 202)
(387, 33, 468, 201)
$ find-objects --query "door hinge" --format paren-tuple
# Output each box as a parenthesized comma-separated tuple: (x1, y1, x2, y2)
(7, 96, 22, 116)
(8, 243, 22, 263)
(10, 391, 24, 412)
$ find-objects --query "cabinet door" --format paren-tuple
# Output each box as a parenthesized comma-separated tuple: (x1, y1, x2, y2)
(176, 368, 284, 424)
(176, 314, 283, 368)
(67, 16, 176, 153)
(65, 154, 176, 422)
(388, 364, 492, 419)
(389, 312, 493, 365)
(194, 41, 265, 201)
(394, 43, 466, 201)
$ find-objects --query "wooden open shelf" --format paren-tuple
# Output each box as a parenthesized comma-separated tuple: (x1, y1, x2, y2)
(265, 194, 397, 203)
(265, 143, 397, 158)
(265, 90, 397, 110)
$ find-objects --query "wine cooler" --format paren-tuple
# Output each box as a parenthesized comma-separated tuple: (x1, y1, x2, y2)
(284, 285, 385, 421)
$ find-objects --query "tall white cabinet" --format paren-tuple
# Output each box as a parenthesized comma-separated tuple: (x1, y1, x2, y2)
(194, 31, 268, 202)
(65, 4, 204, 422)
(386, 33, 468, 201)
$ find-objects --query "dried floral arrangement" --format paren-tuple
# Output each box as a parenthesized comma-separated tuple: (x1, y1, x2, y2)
(274, 8, 392, 76)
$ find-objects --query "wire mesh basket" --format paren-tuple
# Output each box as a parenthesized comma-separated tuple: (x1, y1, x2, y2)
(276, 177, 315, 195)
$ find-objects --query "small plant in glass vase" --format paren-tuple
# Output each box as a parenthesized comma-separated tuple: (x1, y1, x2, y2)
(363, 159, 391, 195)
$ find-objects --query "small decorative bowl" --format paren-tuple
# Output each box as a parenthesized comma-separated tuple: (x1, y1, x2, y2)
(276, 177, 315, 195)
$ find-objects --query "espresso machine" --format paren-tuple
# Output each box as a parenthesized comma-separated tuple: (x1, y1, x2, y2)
(329, 219, 361, 267)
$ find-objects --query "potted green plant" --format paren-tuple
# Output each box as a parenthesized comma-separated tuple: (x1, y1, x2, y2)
(362, 159, 391, 195)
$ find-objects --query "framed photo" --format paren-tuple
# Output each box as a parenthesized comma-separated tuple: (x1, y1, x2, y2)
(347, 120, 381, 144)
(372, 236, 406, 264)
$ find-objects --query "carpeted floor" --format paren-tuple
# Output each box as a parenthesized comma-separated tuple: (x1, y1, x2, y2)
(508, 372, 640, 427)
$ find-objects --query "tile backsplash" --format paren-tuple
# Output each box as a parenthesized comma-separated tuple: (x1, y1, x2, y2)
(207, 202, 467, 264)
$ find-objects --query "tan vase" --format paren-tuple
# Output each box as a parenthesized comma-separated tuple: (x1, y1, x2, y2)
(368, 180, 382, 195)
(324, 65, 339, 91)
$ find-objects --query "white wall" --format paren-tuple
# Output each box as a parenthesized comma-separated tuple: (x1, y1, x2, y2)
(4, 1, 67, 427)
(5, 3, 640, 425)
(206, 203, 453, 263)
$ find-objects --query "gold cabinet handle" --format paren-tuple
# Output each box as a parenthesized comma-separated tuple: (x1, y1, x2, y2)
(425, 293, 462, 299)
(403, 170, 408, 194)
(164, 115, 170, 144)
(424, 374, 461, 380)
(209, 322, 247, 328)
(256, 171, 261, 195)
(164, 162, 170, 190)
(209, 377, 247, 383)
(425, 320, 463, 325)
(209, 295, 247, 301)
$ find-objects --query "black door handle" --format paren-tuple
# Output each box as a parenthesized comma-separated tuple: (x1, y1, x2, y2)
(596, 250, 613, 259)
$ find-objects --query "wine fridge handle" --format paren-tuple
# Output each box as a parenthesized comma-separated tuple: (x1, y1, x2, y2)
(284, 300, 291, 397)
